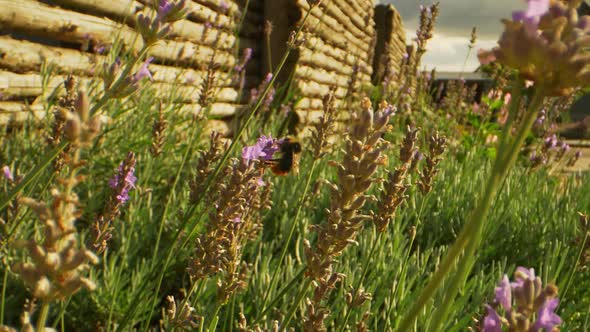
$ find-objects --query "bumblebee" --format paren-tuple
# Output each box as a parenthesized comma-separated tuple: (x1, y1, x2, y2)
(266, 136, 302, 176)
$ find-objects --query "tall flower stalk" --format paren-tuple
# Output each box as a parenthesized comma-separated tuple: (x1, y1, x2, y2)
(399, 0, 590, 330)
(284, 98, 391, 330)
(259, 90, 338, 316)
(10, 90, 102, 331)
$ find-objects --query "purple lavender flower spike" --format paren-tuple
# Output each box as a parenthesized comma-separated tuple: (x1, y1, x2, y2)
(2, 165, 13, 182)
(109, 156, 137, 204)
(533, 298, 562, 332)
(234, 48, 253, 73)
(483, 305, 503, 332)
(133, 57, 154, 82)
(543, 135, 557, 149)
(241, 135, 281, 162)
(511, 266, 535, 289)
(158, 0, 173, 20)
(495, 275, 512, 311)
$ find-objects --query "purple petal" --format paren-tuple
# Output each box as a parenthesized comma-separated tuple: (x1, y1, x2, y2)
(512, 0, 549, 30)
(495, 275, 512, 311)
(158, 0, 173, 18)
(241, 135, 281, 162)
(533, 298, 562, 332)
(133, 57, 154, 82)
(2, 165, 14, 182)
(483, 305, 503, 332)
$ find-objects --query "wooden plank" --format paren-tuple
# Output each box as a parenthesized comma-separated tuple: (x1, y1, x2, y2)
(0, 0, 238, 70)
(303, 35, 372, 76)
(0, 36, 239, 87)
(298, 48, 371, 82)
(0, 102, 47, 125)
(294, 64, 362, 90)
(296, 0, 374, 45)
(0, 71, 239, 103)
(297, 3, 372, 56)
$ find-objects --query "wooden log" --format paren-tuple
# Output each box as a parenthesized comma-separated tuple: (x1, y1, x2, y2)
(347, 0, 373, 16)
(296, 0, 374, 45)
(330, 0, 373, 34)
(0, 71, 239, 103)
(297, 48, 372, 83)
(299, 29, 368, 73)
(294, 64, 359, 90)
(0, 36, 239, 87)
(175, 102, 241, 117)
(0, 36, 265, 91)
(0, 102, 47, 125)
(303, 35, 372, 76)
(296, 97, 347, 110)
(52, 0, 236, 50)
(295, 80, 348, 99)
(48, 0, 144, 19)
(194, 0, 241, 19)
(297, 4, 372, 55)
(0, 0, 238, 70)
(294, 109, 325, 123)
(0, 100, 238, 126)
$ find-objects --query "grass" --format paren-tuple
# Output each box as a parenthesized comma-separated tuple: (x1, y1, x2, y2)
(2, 91, 588, 330)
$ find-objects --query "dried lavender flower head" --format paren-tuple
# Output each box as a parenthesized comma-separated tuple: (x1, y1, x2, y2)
(482, 266, 562, 332)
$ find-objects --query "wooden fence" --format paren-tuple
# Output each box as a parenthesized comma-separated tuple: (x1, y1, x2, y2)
(0, 0, 407, 134)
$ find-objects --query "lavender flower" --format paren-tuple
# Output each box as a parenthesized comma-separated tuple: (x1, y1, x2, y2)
(543, 135, 557, 149)
(478, 0, 590, 95)
(155, 0, 188, 23)
(483, 305, 503, 332)
(133, 57, 154, 82)
(512, 0, 550, 31)
(234, 48, 253, 73)
(241, 135, 282, 162)
(495, 275, 512, 311)
(109, 154, 137, 204)
(2, 165, 13, 182)
(482, 266, 561, 332)
(533, 298, 562, 331)
(158, 0, 174, 19)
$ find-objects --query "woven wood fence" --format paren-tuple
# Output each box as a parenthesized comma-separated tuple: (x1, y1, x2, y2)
(0, 0, 406, 134)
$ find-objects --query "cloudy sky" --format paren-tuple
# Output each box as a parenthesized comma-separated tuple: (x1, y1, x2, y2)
(378, 0, 527, 72)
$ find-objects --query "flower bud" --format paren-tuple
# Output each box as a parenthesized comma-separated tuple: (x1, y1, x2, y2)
(74, 89, 90, 122)
(64, 114, 82, 142)
(34, 277, 51, 299)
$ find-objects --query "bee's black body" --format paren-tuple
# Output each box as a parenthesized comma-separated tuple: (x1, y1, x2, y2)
(270, 137, 302, 175)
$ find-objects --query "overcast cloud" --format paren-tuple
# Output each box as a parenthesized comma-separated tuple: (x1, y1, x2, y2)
(378, 0, 527, 71)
